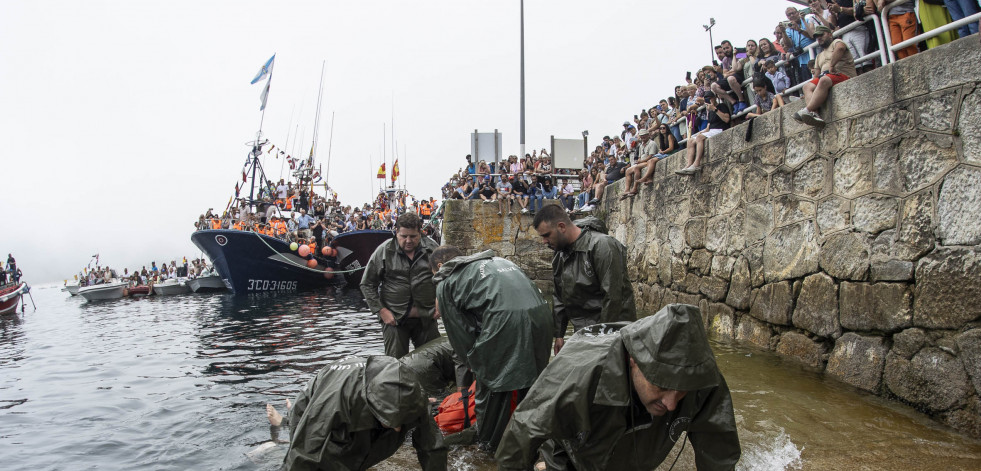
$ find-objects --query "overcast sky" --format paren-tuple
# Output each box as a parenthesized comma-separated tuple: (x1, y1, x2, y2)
(2, 0, 797, 283)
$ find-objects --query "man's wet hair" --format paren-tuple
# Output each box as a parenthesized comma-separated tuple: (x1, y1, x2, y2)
(430, 245, 464, 272)
(532, 204, 572, 229)
(396, 212, 423, 231)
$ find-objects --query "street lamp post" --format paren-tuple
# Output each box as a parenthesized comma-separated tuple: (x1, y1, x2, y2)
(703, 18, 717, 64)
(519, 0, 526, 163)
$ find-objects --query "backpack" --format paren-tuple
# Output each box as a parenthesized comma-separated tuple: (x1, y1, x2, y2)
(433, 383, 520, 434)
(434, 383, 477, 434)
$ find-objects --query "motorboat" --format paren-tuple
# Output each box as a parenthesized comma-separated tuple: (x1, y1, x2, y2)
(78, 280, 127, 301)
(152, 278, 191, 296)
(127, 285, 151, 296)
(62, 281, 80, 296)
(187, 269, 228, 293)
(0, 282, 27, 315)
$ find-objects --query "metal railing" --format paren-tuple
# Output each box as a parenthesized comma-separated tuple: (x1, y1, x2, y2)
(880, 0, 981, 63)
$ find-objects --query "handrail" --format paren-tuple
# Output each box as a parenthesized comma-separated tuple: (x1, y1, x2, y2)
(722, 14, 888, 121)
(881, 0, 980, 62)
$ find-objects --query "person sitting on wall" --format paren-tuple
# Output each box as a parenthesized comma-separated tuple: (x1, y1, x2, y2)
(677, 90, 731, 176)
(793, 25, 857, 127)
(746, 78, 786, 118)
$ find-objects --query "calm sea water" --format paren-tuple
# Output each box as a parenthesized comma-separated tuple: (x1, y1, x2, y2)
(2, 284, 980, 470)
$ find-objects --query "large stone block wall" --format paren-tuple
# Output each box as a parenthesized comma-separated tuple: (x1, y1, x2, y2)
(601, 37, 981, 438)
(441, 37, 981, 438)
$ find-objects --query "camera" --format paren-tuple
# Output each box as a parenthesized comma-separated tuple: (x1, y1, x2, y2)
(854, 0, 867, 19)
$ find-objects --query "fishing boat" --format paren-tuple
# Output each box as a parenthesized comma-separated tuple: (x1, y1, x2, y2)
(152, 278, 191, 296)
(0, 282, 27, 315)
(192, 58, 349, 295)
(78, 280, 127, 301)
(187, 268, 228, 293)
(193, 229, 343, 294)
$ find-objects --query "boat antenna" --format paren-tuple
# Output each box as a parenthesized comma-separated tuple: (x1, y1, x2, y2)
(325, 111, 335, 187)
(310, 61, 326, 167)
(273, 104, 296, 174)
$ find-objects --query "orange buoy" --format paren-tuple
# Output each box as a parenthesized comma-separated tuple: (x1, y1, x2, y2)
(298, 245, 310, 257)
(321, 246, 330, 256)
(306, 259, 318, 268)
(323, 267, 334, 279)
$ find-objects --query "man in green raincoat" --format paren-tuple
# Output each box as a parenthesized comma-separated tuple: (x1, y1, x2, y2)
(495, 304, 740, 470)
(532, 204, 636, 354)
(400, 336, 472, 397)
(430, 245, 553, 453)
(283, 355, 447, 471)
(361, 212, 441, 358)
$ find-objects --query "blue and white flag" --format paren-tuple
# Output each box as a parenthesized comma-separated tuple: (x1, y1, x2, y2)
(260, 80, 271, 111)
(250, 54, 275, 84)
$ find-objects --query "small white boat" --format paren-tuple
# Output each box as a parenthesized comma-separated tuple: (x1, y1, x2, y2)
(78, 280, 127, 301)
(62, 282, 80, 296)
(152, 278, 191, 296)
(187, 273, 227, 293)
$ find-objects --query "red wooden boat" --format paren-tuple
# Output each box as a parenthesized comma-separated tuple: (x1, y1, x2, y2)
(0, 282, 26, 315)
(127, 285, 151, 296)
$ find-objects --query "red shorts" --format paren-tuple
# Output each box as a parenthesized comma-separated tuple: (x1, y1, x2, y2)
(810, 73, 849, 86)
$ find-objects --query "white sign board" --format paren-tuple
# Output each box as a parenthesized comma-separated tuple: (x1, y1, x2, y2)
(551, 138, 586, 169)
(470, 131, 502, 166)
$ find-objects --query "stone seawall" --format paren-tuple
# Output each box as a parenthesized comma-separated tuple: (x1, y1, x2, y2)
(442, 36, 981, 437)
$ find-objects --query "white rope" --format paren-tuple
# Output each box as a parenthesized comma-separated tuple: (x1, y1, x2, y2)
(247, 230, 363, 275)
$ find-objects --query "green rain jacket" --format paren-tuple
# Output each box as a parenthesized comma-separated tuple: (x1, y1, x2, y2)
(432, 250, 553, 392)
(400, 336, 471, 395)
(495, 304, 740, 471)
(284, 355, 447, 471)
(360, 236, 439, 322)
(552, 217, 636, 337)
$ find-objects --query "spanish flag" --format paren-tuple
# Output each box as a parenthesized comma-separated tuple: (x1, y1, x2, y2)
(392, 159, 400, 183)
(377, 163, 386, 179)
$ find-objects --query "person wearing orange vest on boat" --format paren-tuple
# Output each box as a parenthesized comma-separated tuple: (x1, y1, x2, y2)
(210, 218, 221, 230)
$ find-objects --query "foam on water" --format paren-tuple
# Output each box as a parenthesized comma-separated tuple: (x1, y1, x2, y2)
(736, 428, 803, 471)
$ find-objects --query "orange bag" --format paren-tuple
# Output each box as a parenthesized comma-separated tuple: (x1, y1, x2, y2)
(434, 383, 477, 434)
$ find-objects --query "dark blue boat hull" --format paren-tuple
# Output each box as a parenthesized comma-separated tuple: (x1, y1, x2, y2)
(331, 230, 394, 287)
(191, 230, 344, 294)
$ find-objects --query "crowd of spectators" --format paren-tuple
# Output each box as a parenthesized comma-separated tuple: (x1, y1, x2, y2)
(196, 178, 440, 256)
(438, 1, 977, 208)
(74, 257, 212, 288)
